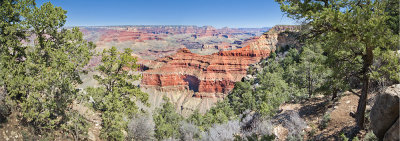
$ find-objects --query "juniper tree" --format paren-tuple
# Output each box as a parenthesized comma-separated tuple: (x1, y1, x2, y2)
(0, 0, 94, 134)
(154, 96, 182, 140)
(87, 46, 148, 140)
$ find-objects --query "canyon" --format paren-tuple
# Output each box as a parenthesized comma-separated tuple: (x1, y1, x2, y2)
(140, 25, 300, 96)
(80, 25, 300, 115)
(140, 36, 272, 98)
(80, 25, 269, 60)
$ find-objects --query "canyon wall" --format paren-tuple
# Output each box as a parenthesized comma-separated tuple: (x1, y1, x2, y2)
(81, 25, 269, 44)
(139, 25, 300, 115)
(80, 25, 270, 60)
(79, 25, 299, 116)
(140, 25, 300, 98)
(141, 40, 269, 97)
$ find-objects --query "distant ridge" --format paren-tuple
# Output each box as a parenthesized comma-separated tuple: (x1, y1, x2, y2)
(67, 25, 271, 30)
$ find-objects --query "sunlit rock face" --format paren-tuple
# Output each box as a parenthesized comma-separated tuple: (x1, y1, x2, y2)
(79, 25, 300, 115)
(140, 25, 300, 99)
(80, 25, 270, 60)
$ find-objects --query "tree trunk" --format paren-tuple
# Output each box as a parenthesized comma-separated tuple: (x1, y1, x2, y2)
(356, 75, 369, 129)
(331, 89, 337, 101)
(308, 62, 312, 98)
(356, 46, 373, 129)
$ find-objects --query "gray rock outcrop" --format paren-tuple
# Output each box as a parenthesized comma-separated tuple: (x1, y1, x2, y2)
(370, 84, 400, 140)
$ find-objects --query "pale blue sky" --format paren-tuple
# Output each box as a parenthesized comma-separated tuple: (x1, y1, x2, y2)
(36, 0, 296, 28)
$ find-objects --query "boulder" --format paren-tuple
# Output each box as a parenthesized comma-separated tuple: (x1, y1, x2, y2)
(383, 118, 399, 141)
(370, 84, 400, 140)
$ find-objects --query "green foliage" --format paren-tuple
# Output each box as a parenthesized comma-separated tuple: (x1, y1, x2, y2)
(228, 81, 254, 114)
(281, 48, 300, 69)
(287, 134, 303, 141)
(154, 97, 182, 140)
(247, 65, 256, 75)
(187, 110, 205, 131)
(187, 101, 236, 134)
(228, 57, 291, 117)
(297, 44, 330, 97)
(203, 100, 236, 126)
(194, 42, 330, 132)
(256, 71, 290, 116)
(308, 123, 317, 137)
(276, 0, 400, 128)
(228, 45, 329, 117)
(61, 111, 90, 141)
(385, 0, 399, 34)
(320, 113, 331, 129)
(87, 47, 148, 140)
(340, 133, 349, 141)
(364, 131, 378, 141)
(0, 0, 93, 135)
(370, 48, 400, 84)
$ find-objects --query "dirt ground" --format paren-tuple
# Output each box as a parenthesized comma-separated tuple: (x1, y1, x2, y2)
(279, 90, 377, 140)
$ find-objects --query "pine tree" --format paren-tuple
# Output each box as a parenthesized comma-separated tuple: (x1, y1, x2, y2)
(297, 44, 329, 97)
(276, 0, 399, 129)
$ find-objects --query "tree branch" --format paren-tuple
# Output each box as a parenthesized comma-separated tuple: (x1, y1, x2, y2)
(349, 89, 360, 97)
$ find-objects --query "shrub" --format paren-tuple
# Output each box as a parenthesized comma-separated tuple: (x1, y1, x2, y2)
(308, 123, 317, 137)
(287, 133, 304, 141)
(340, 133, 349, 141)
(127, 114, 155, 141)
(320, 113, 331, 129)
(201, 120, 240, 141)
(275, 110, 307, 140)
(179, 121, 201, 140)
(364, 131, 378, 141)
(62, 111, 90, 141)
(240, 112, 275, 140)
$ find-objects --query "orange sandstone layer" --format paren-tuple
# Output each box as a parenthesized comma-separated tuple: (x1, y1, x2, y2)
(140, 33, 274, 97)
(140, 25, 300, 98)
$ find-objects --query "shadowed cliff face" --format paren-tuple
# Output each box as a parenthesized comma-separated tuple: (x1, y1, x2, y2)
(184, 75, 200, 92)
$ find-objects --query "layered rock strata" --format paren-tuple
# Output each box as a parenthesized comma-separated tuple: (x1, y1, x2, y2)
(140, 26, 296, 98)
(136, 25, 300, 115)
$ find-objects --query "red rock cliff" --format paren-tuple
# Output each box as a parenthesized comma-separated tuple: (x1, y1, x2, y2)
(140, 25, 298, 98)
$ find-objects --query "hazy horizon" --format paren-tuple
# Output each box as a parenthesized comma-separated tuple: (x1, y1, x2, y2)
(36, 0, 296, 28)
(70, 24, 274, 28)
